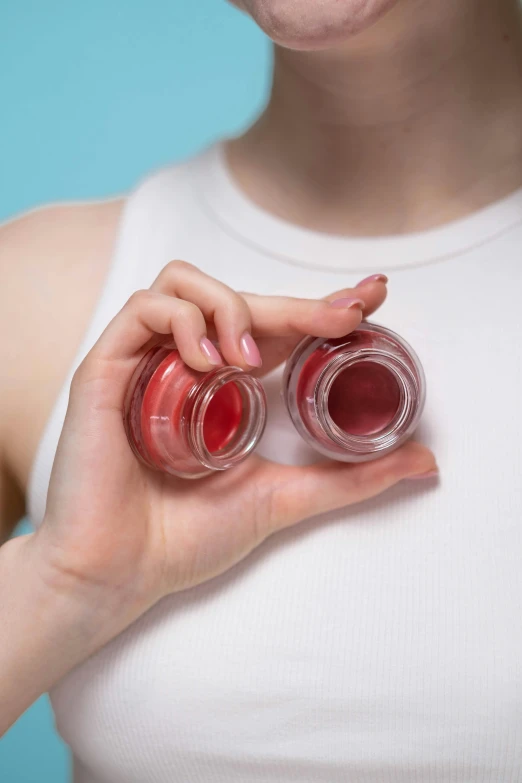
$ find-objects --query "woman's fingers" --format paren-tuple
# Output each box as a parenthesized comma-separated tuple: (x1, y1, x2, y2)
(149, 261, 388, 371)
(241, 276, 387, 340)
(324, 275, 388, 316)
(149, 261, 258, 369)
(239, 277, 388, 375)
(260, 440, 438, 537)
(76, 262, 391, 405)
(73, 290, 221, 411)
(242, 293, 365, 340)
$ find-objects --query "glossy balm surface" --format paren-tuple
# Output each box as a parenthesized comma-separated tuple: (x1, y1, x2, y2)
(284, 322, 426, 462)
(202, 382, 243, 453)
(327, 361, 401, 436)
(124, 345, 266, 478)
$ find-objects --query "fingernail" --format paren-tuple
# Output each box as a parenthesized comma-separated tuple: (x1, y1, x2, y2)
(406, 469, 439, 480)
(200, 337, 223, 365)
(330, 297, 366, 309)
(240, 332, 263, 367)
(355, 274, 388, 287)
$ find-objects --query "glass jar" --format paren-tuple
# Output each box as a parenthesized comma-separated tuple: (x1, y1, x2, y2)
(283, 322, 426, 462)
(124, 344, 267, 478)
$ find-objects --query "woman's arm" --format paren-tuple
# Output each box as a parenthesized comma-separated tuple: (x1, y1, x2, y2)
(0, 532, 135, 737)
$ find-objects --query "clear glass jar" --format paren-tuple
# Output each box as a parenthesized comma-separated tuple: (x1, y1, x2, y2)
(282, 321, 426, 462)
(123, 344, 267, 478)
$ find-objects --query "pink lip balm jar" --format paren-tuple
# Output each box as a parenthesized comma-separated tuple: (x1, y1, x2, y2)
(123, 344, 267, 478)
(282, 322, 426, 462)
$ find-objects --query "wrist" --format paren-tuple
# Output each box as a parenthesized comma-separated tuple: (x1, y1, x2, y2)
(0, 532, 152, 734)
(28, 526, 154, 652)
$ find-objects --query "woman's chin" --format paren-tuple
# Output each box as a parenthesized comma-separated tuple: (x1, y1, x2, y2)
(234, 0, 400, 50)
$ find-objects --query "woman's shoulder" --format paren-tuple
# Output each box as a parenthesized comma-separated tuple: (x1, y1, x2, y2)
(0, 198, 125, 493)
(0, 199, 125, 299)
(0, 199, 125, 354)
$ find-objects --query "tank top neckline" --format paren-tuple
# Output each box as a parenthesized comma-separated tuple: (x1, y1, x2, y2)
(193, 141, 522, 273)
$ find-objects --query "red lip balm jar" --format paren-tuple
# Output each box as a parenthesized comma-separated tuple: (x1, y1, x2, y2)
(123, 344, 267, 478)
(282, 322, 426, 462)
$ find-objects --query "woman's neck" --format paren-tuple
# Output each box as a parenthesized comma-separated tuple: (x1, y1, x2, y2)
(228, 0, 522, 235)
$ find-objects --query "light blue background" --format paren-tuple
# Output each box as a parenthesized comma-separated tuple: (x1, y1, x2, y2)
(0, 1, 270, 222)
(1, 2, 270, 779)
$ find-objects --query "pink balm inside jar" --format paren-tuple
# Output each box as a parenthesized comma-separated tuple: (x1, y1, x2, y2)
(284, 322, 426, 463)
(202, 382, 243, 453)
(124, 345, 266, 478)
(327, 361, 401, 436)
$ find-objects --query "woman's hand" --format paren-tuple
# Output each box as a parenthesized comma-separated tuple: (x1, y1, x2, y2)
(0, 261, 437, 733)
(34, 262, 436, 658)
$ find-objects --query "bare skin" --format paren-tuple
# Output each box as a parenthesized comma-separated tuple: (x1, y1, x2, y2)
(229, 0, 522, 234)
(1, 0, 521, 734)
(0, 200, 124, 502)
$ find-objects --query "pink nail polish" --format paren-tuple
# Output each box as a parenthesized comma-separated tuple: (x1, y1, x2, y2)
(123, 344, 267, 477)
(283, 322, 426, 463)
(330, 297, 366, 309)
(240, 332, 263, 367)
(407, 470, 439, 480)
(355, 274, 388, 288)
(200, 337, 223, 366)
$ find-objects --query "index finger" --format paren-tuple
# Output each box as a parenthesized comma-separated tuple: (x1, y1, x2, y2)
(241, 277, 387, 339)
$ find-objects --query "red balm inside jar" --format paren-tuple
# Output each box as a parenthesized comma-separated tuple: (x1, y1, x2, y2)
(283, 322, 426, 462)
(124, 345, 267, 478)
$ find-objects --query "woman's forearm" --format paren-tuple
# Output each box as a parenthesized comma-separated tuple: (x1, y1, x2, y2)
(0, 532, 141, 736)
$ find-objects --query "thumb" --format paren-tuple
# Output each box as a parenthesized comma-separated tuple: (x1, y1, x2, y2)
(265, 440, 438, 534)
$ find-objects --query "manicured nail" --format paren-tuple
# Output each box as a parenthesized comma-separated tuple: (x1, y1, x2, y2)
(200, 337, 222, 365)
(330, 297, 366, 309)
(355, 274, 388, 287)
(407, 469, 439, 480)
(240, 332, 263, 367)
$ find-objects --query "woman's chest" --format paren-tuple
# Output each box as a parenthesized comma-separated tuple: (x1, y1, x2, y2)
(52, 473, 522, 782)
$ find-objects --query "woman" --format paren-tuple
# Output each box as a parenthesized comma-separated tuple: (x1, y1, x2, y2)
(1, 0, 521, 779)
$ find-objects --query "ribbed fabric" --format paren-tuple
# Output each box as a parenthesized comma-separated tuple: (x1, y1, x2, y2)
(28, 144, 522, 782)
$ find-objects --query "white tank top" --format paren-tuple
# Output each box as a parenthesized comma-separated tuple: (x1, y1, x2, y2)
(28, 143, 522, 782)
